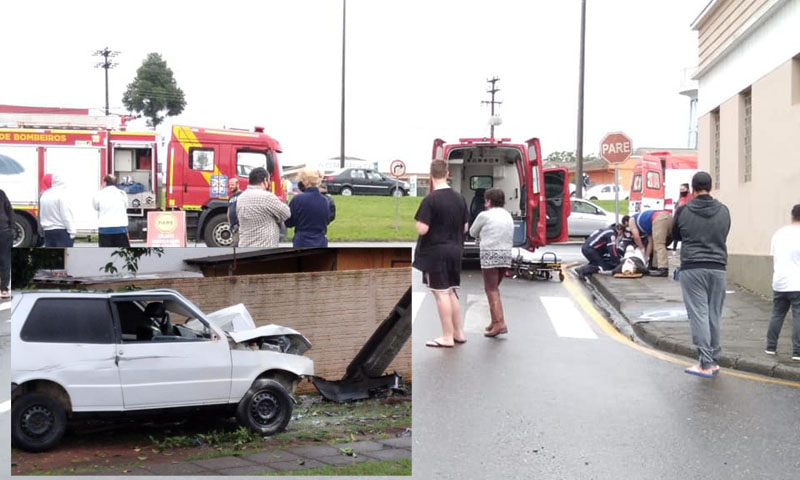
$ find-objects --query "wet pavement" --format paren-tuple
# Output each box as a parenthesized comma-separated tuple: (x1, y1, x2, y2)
(412, 263, 800, 479)
(587, 251, 800, 381)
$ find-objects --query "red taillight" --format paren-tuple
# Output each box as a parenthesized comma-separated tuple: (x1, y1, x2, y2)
(324, 176, 334, 182)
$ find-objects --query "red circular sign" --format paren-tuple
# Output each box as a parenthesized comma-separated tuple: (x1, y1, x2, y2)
(389, 160, 406, 178)
(600, 132, 633, 164)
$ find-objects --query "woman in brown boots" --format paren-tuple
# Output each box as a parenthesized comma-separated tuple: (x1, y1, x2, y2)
(469, 188, 514, 337)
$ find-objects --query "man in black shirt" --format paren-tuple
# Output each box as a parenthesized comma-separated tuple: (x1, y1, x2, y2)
(227, 178, 242, 246)
(413, 160, 469, 348)
(575, 224, 624, 279)
(0, 189, 12, 298)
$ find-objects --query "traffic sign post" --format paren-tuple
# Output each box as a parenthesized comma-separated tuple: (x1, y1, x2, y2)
(600, 132, 632, 224)
(389, 160, 406, 230)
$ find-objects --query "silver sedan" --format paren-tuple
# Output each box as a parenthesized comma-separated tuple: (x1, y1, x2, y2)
(568, 198, 616, 236)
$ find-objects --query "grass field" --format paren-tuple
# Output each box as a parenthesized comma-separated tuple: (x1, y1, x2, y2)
(593, 199, 629, 216)
(316, 195, 422, 242)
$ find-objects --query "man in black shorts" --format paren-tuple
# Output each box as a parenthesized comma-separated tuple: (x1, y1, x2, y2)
(413, 159, 469, 348)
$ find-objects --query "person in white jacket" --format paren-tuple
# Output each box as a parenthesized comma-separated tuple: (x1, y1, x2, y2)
(93, 175, 130, 247)
(39, 174, 76, 247)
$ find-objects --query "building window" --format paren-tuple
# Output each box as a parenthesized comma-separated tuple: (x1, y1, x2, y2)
(712, 109, 720, 189)
(742, 89, 752, 183)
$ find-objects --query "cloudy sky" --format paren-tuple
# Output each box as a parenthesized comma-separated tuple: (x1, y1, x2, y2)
(2, 0, 708, 172)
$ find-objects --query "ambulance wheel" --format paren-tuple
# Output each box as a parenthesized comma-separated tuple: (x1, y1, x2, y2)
(204, 213, 233, 247)
(13, 213, 34, 248)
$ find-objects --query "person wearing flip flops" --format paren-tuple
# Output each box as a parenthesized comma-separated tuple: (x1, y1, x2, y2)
(671, 172, 731, 378)
(413, 160, 469, 348)
(469, 188, 514, 337)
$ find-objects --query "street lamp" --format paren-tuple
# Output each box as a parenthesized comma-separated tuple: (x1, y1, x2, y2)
(339, 0, 347, 169)
(575, 0, 586, 199)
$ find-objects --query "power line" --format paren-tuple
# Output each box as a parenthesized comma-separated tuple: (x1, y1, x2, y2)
(93, 47, 120, 116)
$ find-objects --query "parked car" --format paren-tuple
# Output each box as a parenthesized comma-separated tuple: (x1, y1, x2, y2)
(322, 168, 409, 196)
(10, 289, 313, 452)
(584, 183, 629, 201)
(568, 198, 615, 236)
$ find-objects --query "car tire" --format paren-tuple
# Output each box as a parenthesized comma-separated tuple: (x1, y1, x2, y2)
(589, 196, 598, 201)
(12, 393, 67, 452)
(340, 186, 353, 196)
(391, 187, 405, 197)
(12, 213, 35, 248)
(203, 213, 233, 247)
(236, 379, 293, 436)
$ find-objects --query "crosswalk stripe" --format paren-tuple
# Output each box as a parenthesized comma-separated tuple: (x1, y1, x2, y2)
(0, 302, 10, 311)
(411, 291, 427, 325)
(540, 296, 598, 339)
(463, 294, 489, 333)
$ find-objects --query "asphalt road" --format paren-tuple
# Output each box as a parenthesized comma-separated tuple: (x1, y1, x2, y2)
(1, 298, 11, 479)
(412, 246, 800, 479)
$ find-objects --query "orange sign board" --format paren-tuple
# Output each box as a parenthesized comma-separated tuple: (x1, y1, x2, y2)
(146, 211, 186, 247)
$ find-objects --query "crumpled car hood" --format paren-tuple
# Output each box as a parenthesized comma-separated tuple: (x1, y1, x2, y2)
(206, 304, 311, 351)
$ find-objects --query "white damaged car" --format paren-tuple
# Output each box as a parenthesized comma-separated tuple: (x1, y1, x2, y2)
(10, 289, 314, 452)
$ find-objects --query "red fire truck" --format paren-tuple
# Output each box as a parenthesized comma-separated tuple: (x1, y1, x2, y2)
(431, 137, 570, 258)
(0, 125, 285, 247)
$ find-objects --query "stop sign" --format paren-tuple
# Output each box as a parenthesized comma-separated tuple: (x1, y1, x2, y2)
(600, 132, 633, 164)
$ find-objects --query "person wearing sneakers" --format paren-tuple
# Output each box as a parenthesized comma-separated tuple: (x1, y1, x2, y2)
(765, 204, 800, 362)
(671, 171, 731, 378)
(469, 188, 514, 338)
(413, 159, 469, 348)
(629, 208, 673, 277)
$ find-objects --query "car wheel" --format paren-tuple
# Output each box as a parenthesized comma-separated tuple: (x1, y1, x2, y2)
(340, 186, 353, 196)
(12, 393, 67, 452)
(236, 379, 293, 436)
(391, 187, 404, 197)
(203, 213, 233, 247)
(12, 213, 35, 248)
(589, 196, 598, 201)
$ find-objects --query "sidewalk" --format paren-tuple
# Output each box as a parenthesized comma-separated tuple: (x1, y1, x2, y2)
(81, 437, 411, 476)
(586, 252, 800, 381)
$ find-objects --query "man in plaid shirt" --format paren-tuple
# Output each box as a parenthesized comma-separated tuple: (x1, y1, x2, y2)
(236, 167, 290, 248)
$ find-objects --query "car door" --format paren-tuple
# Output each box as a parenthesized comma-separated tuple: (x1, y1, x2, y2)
(543, 167, 571, 243)
(15, 296, 123, 411)
(366, 170, 391, 195)
(350, 169, 369, 195)
(111, 295, 232, 409)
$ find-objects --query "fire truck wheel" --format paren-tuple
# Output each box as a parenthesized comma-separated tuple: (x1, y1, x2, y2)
(203, 213, 233, 248)
(340, 186, 353, 196)
(12, 213, 34, 248)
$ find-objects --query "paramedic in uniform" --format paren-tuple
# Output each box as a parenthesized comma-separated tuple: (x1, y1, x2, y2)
(630, 209, 673, 277)
(575, 224, 624, 279)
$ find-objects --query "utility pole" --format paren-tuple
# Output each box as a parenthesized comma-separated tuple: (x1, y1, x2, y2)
(93, 47, 119, 116)
(339, 0, 347, 169)
(575, 0, 587, 198)
(481, 77, 502, 138)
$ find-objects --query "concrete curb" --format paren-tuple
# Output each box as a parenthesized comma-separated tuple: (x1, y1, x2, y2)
(586, 275, 800, 383)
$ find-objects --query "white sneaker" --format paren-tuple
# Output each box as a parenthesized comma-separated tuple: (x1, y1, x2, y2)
(765, 349, 776, 356)
(792, 355, 800, 362)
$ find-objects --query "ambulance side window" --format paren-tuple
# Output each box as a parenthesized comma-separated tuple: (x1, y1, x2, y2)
(190, 149, 214, 172)
(646, 171, 661, 189)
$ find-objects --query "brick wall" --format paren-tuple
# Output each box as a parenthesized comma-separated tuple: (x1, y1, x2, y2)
(87, 268, 412, 393)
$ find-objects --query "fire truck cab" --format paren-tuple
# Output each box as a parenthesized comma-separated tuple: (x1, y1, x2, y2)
(162, 125, 285, 247)
(432, 137, 570, 258)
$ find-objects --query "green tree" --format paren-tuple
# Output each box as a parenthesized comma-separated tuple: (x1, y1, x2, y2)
(101, 248, 165, 276)
(122, 53, 186, 127)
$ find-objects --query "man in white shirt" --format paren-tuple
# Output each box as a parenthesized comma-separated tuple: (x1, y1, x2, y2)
(766, 204, 800, 361)
(93, 175, 130, 247)
(39, 174, 75, 247)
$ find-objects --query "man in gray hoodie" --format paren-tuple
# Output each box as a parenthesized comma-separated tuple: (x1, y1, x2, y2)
(671, 171, 731, 378)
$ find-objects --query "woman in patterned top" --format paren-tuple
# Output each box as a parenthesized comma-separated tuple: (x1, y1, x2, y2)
(469, 188, 514, 337)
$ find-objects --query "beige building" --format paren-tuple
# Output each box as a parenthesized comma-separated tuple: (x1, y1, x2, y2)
(692, 0, 800, 296)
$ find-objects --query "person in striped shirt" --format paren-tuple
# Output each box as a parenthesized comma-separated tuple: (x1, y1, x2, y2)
(236, 167, 290, 248)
